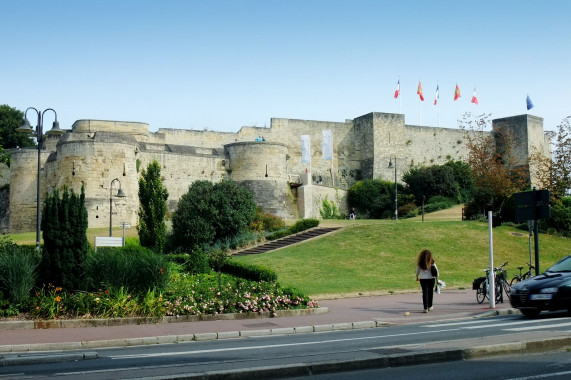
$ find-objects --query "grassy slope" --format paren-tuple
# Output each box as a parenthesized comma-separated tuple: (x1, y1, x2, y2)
(235, 207, 571, 298)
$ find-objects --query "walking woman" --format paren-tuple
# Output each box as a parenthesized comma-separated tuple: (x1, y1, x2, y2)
(415, 249, 438, 313)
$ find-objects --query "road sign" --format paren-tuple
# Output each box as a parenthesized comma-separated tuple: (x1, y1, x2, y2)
(514, 189, 550, 222)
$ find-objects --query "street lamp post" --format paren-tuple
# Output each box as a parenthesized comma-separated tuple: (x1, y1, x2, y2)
(388, 155, 398, 220)
(109, 178, 126, 236)
(17, 108, 65, 251)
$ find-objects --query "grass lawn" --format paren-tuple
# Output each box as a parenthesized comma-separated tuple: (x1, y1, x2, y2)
(233, 217, 571, 299)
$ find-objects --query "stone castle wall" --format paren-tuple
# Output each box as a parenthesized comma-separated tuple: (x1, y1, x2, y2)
(3, 111, 547, 233)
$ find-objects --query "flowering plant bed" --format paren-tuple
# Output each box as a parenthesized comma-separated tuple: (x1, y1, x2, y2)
(2, 272, 318, 321)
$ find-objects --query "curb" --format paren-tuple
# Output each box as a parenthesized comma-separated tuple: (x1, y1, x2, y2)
(0, 307, 330, 331)
(130, 337, 571, 380)
(0, 320, 392, 354)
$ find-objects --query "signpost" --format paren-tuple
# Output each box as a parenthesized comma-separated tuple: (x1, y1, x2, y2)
(514, 188, 550, 275)
(120, 222, 131, 246)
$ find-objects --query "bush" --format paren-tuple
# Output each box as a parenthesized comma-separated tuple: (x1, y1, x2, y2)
(166, 248, 211, 275)
(251, 208, 285, 232)
(172, 180, 257, 250)
(319, 195, 344, 219)
(398, 203, 418, 218)
(288, 219, 320, 234)
(83, 246, 172, 293)
(221, 260, 278, 282)
(0, 239, 40, 304)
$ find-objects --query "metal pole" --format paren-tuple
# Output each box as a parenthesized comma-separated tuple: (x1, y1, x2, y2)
(35, 112, 43, 251)
(488, 210, 495, 309)
(394, 157, 398, 220)
(109, 181, 113, 237)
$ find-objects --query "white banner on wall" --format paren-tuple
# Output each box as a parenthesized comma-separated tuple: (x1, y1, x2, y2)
(301, 135, 311, 164)
(322, 130, 332, 160)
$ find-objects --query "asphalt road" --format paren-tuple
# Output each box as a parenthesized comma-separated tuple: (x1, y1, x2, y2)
(284, 350, 571, 380)
(1, 312, 570, 379)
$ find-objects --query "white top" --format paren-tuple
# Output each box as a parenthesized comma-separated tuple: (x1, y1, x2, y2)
(416, 263, 438, 279)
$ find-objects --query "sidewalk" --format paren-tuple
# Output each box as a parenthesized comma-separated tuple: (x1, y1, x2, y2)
(0, 290, 513, 352)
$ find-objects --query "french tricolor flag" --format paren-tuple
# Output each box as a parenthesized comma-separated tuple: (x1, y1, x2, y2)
(471, 89, 478, 105)
(434, 85, 439, 105)
(394, 80, 400, 99)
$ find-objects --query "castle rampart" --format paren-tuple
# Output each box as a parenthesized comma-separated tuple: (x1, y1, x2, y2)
(1, 111, 549, 233)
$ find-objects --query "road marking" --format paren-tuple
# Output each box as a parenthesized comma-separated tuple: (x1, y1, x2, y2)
(462, 319, 560, 329)
(425, 319, 499, 327)
(506, 369, 571, 379)
(110, 328, 459, 360)
(505, 321, 571, 331)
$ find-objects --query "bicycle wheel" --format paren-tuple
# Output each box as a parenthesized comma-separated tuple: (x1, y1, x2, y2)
(503, 279, 511, 300)
(510, 276, 520, 287)
(495, 281, 503, 303)
(476, 281, 487, 304)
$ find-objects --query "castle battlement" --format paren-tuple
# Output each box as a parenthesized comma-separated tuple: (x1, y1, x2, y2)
(2, 112, 549, 233)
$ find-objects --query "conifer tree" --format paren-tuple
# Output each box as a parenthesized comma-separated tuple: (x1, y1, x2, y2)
(40, 186, 89, 290)
(138, 160, 169, 253)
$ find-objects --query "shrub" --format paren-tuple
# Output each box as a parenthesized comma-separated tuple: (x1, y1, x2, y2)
(398, 203, 418, 218)
(221, 260, 278, 282)
(319, 195, 344, 219)
(0, 239, 40, 304)
(288, 219, 319, 234)
(251, 207, 285, 232)
(172, 180, 257, 250)
(83, 246, 172, 293)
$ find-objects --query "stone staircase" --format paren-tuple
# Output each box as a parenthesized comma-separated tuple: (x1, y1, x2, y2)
(233, 227, 341, 256)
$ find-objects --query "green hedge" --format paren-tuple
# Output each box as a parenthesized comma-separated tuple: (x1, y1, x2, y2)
(266, 218, 320, 241)
(221, 260, 278, 282)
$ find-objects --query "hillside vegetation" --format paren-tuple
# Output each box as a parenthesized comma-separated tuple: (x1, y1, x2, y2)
(234, 212, 571, 299)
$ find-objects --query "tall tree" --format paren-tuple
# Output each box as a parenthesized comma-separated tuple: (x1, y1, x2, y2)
(460, 112, 529, 213)
(138, 160, 169, 253)
(0, 105, 35, 149)
(529, 116, 571, 198)
(40, 186, 89, 290)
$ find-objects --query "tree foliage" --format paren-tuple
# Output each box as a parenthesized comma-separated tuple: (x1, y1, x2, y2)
(529, 116, 571, 199)
(40, 186, 89, 290)
(402, 165, 459, 203)
(138, 160, 169, 253)
(347, 179, 401, 218)
(460, 112, 529, 214)
(0, 105, 35, 150)
(171, 180, 257, 250)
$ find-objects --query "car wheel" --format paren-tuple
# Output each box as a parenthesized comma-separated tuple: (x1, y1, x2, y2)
(520, 308, 540, 318)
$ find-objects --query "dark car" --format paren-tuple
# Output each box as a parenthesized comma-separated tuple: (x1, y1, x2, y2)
(510, 254, 571, 317)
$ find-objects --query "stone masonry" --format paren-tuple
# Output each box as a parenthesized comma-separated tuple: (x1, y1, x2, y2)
(2, 112, 550, 233)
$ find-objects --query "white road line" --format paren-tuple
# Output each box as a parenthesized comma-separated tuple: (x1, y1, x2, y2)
(110, 328, 459, 360)
(505, 321, 571, 331)
(425, 319, 499, 327)
(506, 369, 571, 380)
(463, 318, 571, 330)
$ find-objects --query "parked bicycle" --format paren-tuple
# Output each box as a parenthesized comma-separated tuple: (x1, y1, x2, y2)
(473, 262, 510, 304)
(510, 262, 535, 287)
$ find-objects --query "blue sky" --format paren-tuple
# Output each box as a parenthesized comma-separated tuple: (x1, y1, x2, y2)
(2, 0, 570, 133)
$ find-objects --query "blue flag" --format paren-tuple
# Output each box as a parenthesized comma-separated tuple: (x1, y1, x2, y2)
(526, 94, 534, 110)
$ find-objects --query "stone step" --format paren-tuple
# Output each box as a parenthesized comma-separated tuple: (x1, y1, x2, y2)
(234, 227, 341, 256)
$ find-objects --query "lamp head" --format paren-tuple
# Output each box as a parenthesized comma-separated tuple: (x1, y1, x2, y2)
(116, 188, 126, 198)
(46, 120, 65, 136)
(17, 118, 35, 134)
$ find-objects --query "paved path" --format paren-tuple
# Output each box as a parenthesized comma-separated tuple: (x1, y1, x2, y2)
(0, 290, 511, 351)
